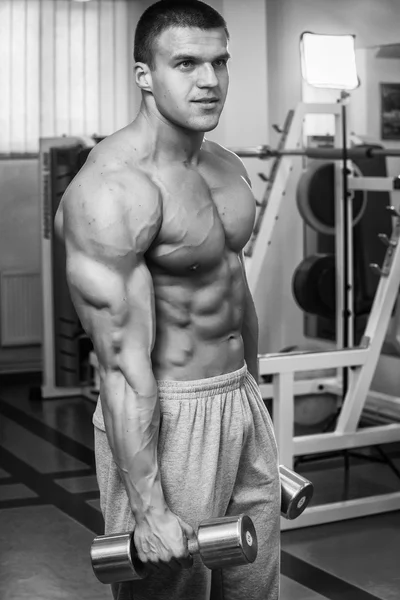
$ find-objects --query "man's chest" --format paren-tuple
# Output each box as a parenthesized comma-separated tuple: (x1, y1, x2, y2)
(148, 162, 255, 270)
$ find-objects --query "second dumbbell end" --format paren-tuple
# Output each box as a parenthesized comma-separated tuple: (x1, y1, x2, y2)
(189, 514, 258, 570)
(279, 465, 314, 520)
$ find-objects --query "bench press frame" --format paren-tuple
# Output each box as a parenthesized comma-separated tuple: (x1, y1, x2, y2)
(243, 102, 400, 529)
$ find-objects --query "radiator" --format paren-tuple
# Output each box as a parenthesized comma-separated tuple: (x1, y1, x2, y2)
(0, 271, 42, 346)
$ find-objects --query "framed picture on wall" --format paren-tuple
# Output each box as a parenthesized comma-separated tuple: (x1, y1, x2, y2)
(381, 83, 400, 140)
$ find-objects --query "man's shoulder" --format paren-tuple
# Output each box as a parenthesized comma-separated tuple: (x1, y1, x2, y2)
(202, 139, 249, 179)
(66, 140, 161, 215)
(83, 135, 156, 193)
(61, 139, 162, 253)
(202, 138, 233, 161)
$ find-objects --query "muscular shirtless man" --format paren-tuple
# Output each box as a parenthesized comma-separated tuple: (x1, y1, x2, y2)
(55, 1, 280, 598)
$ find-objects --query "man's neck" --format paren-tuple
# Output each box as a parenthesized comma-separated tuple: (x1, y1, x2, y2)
(135, 103, 204, 165)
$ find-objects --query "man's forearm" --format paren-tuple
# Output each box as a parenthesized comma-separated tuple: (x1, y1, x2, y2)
(100, 366, 168, 523)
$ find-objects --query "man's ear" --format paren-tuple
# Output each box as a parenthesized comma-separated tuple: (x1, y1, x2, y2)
(134, 62, 153, 92)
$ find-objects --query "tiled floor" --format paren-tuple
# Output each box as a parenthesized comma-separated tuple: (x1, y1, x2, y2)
(1, 375, 400, 600)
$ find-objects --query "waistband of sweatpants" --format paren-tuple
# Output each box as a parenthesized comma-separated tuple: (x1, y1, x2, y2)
(156, 363, 248, 400)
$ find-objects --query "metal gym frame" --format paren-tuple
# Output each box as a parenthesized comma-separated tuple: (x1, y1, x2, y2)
(39, 137, 96, 401)
(235, 100, 400, 530)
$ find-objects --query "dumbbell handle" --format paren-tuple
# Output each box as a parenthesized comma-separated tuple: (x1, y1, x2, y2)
(187, 537, 199, 555)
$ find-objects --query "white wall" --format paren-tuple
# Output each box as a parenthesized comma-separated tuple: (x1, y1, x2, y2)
(200, 0, 269, 206)
(364, 53, 400, 178)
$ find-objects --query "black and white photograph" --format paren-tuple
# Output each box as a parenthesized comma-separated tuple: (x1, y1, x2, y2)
(1, 2, 400, 600)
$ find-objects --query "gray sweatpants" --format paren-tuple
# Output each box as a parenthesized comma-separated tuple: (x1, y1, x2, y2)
(93, 364, 281, 600)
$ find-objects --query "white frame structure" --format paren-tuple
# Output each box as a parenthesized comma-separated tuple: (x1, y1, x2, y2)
(244, 102, 400, 529)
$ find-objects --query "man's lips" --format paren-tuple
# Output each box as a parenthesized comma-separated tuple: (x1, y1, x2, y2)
(192, 98, 219, 103)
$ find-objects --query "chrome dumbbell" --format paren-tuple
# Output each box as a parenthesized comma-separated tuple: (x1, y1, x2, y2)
(91, 466, 313, 585)
(91, 514, 257, 584)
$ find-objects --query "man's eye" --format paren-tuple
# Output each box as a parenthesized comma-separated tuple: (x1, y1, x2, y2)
(214, 59, 227, 68)
(180, 61, 194, 69)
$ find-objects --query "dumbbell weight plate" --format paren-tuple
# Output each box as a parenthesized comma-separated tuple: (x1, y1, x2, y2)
(90, 531, 148, 584)
(193, 514, 258, 569)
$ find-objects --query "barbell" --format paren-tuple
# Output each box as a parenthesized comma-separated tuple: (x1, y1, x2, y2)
(229, 145, 400, 160)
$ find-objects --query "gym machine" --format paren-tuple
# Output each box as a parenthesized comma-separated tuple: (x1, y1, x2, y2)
(234, 100, 400, 529)
(38, 137, 98, 400)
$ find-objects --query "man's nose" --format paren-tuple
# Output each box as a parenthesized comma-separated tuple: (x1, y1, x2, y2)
(197, 64, 218, 87)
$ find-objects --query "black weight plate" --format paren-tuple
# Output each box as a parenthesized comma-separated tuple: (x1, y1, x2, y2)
(292, 254, 335, 318)
(297, 161, 367, 235)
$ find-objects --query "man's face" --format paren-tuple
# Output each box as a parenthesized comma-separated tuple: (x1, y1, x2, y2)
(148, 26, 230, 133)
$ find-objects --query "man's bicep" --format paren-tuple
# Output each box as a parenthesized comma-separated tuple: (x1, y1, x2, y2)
(63, 169, 161, 347)
(66, 247, 155, 373)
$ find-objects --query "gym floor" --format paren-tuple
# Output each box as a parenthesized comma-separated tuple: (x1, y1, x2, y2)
(1, 374, 400, 600)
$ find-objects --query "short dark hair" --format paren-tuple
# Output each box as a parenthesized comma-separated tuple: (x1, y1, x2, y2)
(134, 0, 229, 70)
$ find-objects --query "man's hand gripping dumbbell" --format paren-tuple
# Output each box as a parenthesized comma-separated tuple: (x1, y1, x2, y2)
(91, 466, 313, 584)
